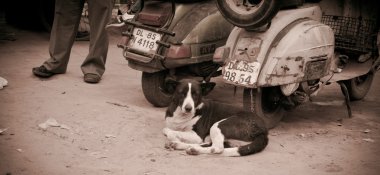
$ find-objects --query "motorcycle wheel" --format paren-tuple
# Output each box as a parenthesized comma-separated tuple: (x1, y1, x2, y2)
(341, 72, 374, 101)
(243, 87, 285, 129)
(141, 71, 172, 107)
(216, 0, 281, 29)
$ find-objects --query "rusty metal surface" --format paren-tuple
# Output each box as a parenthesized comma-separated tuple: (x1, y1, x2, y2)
(261, 19, 334, 87)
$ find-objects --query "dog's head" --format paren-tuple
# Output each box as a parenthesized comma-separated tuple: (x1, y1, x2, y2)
(166, 79, 215, 116)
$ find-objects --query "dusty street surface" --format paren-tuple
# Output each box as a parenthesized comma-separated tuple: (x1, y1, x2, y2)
(0, 29, 380, 175)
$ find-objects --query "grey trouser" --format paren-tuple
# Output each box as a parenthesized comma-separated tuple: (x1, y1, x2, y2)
(43, 0, 114, 77)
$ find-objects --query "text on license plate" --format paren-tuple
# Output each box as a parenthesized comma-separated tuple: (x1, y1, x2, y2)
(223, 60, 261, 86)
(129, 28, 162, 53)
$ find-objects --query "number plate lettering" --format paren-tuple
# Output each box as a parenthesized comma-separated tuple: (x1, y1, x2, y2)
(128, 28, 162, 53)
(222, 60, 261, 86)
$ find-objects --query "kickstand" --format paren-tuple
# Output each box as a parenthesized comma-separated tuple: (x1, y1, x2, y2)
(338, 82, 352, 118)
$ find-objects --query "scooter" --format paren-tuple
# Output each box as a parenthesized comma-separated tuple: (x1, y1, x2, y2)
(108, 0, 233, 107)
(213, 0, 380, 129)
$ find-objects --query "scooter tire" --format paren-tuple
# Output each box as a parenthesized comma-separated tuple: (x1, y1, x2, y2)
(141, 71, 172, 107)
(216, 0, 281, 29)
(243, 87, 285, 129)
(341, 72, 374, 101)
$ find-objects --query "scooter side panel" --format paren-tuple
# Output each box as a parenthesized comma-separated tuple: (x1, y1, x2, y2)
(258, 21, 335, 86)
(182, 11, 234, 58)
(182, 11, 233, 45)
(163, 5, 234, 69)
(167, 1, 219, 44)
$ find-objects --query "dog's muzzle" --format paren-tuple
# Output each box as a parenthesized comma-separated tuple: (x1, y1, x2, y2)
(184, 104, 193, 113)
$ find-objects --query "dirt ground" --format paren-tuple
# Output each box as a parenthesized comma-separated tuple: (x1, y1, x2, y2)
(0, 28, 380, 175)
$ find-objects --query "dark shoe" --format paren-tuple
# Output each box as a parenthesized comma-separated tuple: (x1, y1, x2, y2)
(84, 73, 101, 84)
(32, 65, 55, 78)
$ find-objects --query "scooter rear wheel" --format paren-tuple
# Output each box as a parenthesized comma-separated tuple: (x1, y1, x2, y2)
(341, 72, 374, 101)
(141, 71, 172, 107)
(243, 87, 285, 129)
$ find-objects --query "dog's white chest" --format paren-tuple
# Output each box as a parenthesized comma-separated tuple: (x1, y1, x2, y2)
(166, 107, 200, 131)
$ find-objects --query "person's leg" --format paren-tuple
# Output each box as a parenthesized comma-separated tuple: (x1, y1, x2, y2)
(81, 0, 114, 80)
(43, 0, 85, 74)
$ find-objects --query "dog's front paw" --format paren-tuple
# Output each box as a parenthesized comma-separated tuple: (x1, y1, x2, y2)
(186, 147, 200, 155)
(162, 127, 170, 136)
(164, 141, 178, 150)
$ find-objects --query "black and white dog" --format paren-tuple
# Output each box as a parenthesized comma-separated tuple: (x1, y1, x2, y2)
(163, 79, 268, 156)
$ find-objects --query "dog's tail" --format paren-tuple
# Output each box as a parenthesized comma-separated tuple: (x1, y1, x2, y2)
(221, 133, 268, 157)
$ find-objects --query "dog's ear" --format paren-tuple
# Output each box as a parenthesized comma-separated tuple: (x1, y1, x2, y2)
(201, 82, 216, 96)
(165, 79, 178, 94)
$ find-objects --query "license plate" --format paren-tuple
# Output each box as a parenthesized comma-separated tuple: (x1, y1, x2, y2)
(128, 27, 162, 53)
(222, 60, 261, 86)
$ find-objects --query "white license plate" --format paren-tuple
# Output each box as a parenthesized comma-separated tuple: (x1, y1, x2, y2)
(222, 60, 261, 86)
(128, 27, 162, 53)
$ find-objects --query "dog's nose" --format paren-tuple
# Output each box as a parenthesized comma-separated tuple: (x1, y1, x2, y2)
(184, 104, 192, 112)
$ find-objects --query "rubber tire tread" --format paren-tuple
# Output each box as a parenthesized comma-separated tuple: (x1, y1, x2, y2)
(243, 88, 284, 129)
(216, 0, 281, 29)
(342, 72, 374, 101)
(141, 71, 172, 107)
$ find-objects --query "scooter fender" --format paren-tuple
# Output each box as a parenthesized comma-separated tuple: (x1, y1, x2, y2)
(216, 5, 334, 88)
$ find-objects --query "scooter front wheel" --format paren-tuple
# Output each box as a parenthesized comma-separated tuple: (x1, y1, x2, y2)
(141, 71, 172, 107)
(243, 87, 285, 129)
